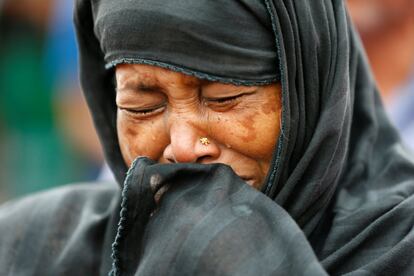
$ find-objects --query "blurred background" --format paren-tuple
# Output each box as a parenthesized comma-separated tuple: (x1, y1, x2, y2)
(347, 0, 414, 151)
(0, 0, 106, 203)
(0, 0, 413, 203)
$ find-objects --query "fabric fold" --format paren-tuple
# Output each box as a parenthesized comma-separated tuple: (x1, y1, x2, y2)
(110, 158, 327, 276)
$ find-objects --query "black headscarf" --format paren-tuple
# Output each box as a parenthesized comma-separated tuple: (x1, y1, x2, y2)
(97, 0, 279, 84)
(0, 0, 413, 275)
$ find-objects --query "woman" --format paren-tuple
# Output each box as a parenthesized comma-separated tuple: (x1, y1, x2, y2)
(1, 0, 414, 275)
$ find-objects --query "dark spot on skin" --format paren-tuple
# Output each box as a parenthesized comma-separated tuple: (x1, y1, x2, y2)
(239, 112, 258, 143)
(126, 125, 137, 137)
(261, 100, 278, 115)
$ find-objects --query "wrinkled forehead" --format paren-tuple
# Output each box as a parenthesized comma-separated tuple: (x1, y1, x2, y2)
(115, 64, 206, 89)
(93, 0, 279, 85)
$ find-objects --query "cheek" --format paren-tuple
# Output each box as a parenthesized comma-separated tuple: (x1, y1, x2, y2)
(209, 103, 280, 162)
(208, 82, 281, 165)
(117, 112, 168, 166)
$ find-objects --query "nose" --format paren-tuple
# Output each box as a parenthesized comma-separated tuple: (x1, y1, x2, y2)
(163, 121, 221, 163)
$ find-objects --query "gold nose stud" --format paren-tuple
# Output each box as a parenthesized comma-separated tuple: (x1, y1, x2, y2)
(200, 137, 210, 146)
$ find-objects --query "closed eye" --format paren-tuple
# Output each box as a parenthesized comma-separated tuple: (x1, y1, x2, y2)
(203, 91, 256, 110)
(119, 104, 166, 118)
(205, 94, 244, 103)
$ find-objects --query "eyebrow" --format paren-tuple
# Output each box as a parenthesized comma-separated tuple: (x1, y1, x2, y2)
(116, 82, 165, 93)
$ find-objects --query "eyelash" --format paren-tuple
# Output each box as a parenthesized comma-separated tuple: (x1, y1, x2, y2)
(205, 94, 243, 104)
(120, 105, 165, 117)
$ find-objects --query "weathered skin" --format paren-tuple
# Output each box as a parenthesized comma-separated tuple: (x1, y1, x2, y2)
(115, 64, 282, 189)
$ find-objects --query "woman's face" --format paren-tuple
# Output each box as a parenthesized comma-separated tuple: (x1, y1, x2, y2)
(116, 64, 281, 189)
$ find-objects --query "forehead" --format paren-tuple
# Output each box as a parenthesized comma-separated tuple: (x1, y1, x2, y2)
(115, 64, 207, 89)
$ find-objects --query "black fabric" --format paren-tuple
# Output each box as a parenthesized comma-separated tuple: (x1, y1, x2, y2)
(96, 0, 279, 85)
(0, 183, 120, 276)
(0, 0, 414, 275)
(110, 158, 327, 275)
